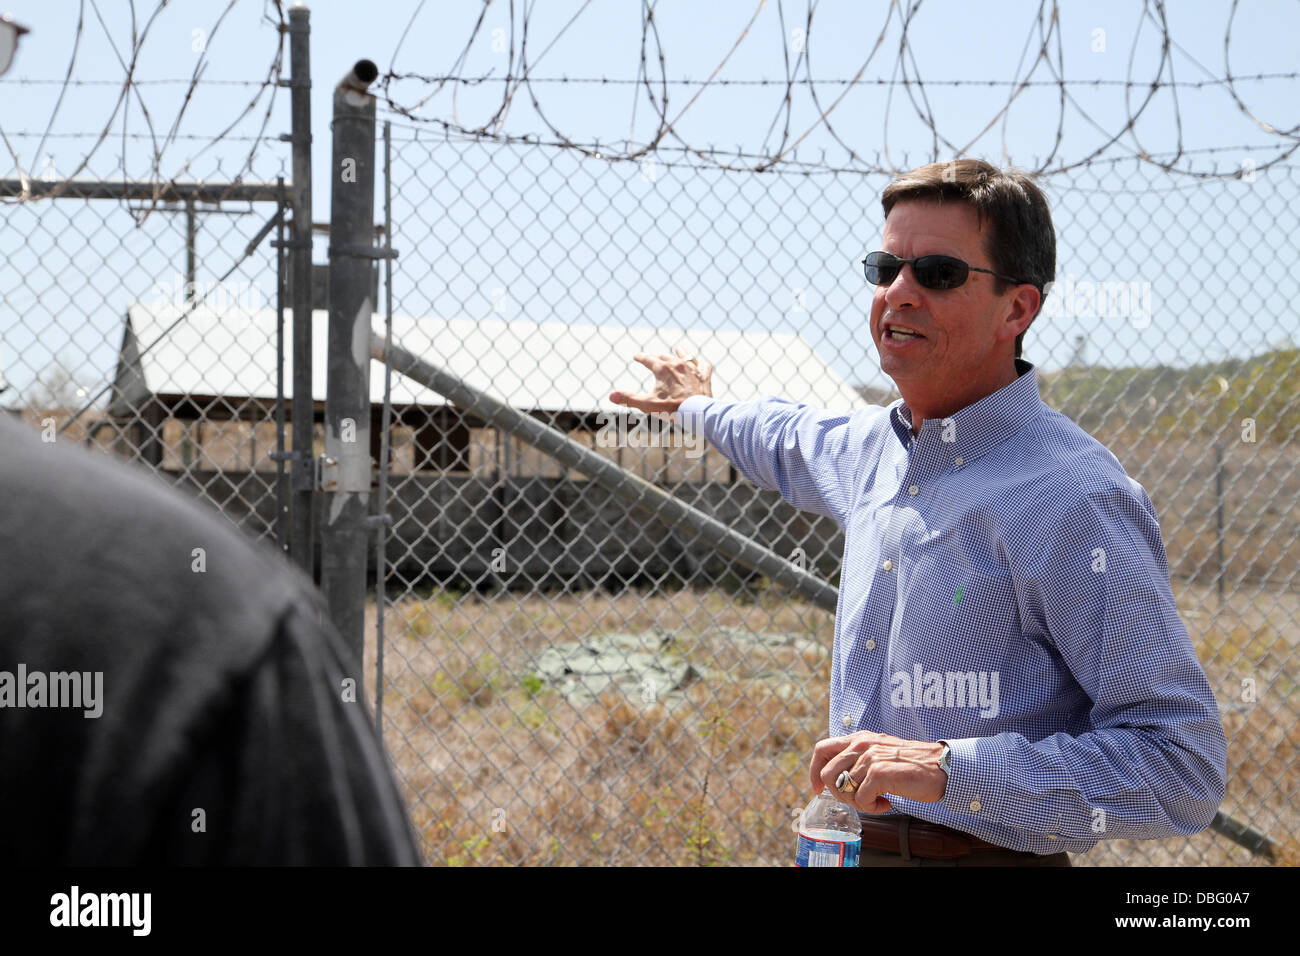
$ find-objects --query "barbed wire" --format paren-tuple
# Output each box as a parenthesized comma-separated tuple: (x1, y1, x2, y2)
(2, 131, 279, 142)
(374, 71, 1300, 90)
(0, 77, 282, 86)
(376, 0, 1300, 180)
(382, 118, 1298, 188)
(0, 0, 287, 216)
(4, 0, 1297, 202)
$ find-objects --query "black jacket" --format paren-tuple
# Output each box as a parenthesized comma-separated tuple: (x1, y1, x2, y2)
(0, 414, 421, 865)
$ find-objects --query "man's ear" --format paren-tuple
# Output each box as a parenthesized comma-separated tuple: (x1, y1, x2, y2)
(1002, 284, 1040, 344)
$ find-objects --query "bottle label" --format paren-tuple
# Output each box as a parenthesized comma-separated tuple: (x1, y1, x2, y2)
(796, 831, 861, 868)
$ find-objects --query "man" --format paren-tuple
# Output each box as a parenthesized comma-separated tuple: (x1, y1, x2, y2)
(611, 159, 1227, 866)
(0, 412, 422, 864)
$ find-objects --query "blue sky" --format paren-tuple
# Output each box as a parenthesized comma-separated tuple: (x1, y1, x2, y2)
(6, 1, 1295, 202)
(1, 1, 1296, 401)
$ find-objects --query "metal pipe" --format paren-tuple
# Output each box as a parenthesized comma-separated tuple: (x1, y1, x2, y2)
(340, 58, 378, 93)
(369, 332, 840, 613)
(374, 120, 395, 727)
(321, 57, 379, 662)
(288, 2, 316, 577)
(0, 179, 285, 202)
(184, 198, 197, 303)
(275, 178, 289, 554)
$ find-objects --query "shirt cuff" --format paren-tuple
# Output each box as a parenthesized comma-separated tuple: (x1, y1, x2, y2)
(675, 394, 715, 433)
(939, 735, 1009, 823)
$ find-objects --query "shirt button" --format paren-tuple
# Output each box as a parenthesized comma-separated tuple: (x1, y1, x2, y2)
(954, 457, 964, 467)
(881, 559, 893, 571)
(908, 484, 919, 496)
(842, 714, 853, 729)
(970, 799, 982, 812)
(865, 639, 876, 651)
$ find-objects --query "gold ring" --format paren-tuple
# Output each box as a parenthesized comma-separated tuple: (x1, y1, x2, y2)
(836, 770, 858, 795)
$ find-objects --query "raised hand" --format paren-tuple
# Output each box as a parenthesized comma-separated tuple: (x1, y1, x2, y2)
(609, 345, 713, 415)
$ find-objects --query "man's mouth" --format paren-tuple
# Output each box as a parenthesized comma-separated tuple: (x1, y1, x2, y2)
(883, 322, 926, 342)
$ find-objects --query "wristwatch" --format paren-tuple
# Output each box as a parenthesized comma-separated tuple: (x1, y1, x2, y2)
(937, 741, 952, 775)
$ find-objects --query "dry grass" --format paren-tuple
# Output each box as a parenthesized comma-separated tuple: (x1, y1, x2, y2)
(361, 578, 1297, 867)
(362, 586, 830, 866)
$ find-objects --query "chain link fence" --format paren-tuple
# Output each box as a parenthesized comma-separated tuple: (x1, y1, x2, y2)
(370, 131, 1299, 866)
(4, 136, 1296, 867)
(1, 166, 296, 558)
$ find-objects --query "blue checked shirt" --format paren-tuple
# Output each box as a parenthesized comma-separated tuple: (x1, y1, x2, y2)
(678, 359, 1227, 855)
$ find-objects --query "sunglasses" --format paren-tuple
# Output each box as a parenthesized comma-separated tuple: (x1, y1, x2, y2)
(862, 251, 1029, 290)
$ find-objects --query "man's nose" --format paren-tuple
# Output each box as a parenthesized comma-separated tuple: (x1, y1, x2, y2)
(883, 262, 924, 309)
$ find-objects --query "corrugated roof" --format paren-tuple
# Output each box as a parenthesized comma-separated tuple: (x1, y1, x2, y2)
(117, 304, 866, 414)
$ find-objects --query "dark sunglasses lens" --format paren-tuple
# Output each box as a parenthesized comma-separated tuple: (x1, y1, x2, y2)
(864, 253, 901, 285)
(915, 256, 968, 289)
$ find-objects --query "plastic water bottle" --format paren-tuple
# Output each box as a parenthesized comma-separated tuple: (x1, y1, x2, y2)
(795, 788, 862, 867)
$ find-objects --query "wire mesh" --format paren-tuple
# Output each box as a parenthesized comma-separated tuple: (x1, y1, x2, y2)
(369, 132, 1299, 866)
(0, 163, 294, 557)
(4, 136, 1295, 868)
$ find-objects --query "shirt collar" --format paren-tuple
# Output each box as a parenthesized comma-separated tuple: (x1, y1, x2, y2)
(887, 358, 1042, 465)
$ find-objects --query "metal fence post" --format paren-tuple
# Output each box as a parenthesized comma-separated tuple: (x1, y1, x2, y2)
(287, 2, 316, 578)
(275, 177, 290, 555)
(374, 120, 397, 726)
(322, 59, 380, 661)
(1215, 441, 1226, 607)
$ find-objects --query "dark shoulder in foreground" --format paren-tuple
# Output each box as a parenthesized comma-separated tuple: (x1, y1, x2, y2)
(0, 414, 422, 865)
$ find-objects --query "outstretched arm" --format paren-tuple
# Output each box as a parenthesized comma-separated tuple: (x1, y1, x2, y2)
(612, 347, 861, 525)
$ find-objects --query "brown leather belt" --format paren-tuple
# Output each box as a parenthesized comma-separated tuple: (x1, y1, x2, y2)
(858, 814, 1008, 859)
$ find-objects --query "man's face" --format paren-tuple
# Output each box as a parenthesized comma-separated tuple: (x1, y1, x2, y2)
(869, 200, 1024, 402)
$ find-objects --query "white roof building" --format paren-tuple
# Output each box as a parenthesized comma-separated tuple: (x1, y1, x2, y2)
(111, 304, 866, 416)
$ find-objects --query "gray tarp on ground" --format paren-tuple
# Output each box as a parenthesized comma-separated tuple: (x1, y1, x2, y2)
(528, 628, 825, 706)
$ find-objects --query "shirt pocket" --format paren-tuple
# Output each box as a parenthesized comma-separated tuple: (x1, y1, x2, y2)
(893, 522, 1023, 669)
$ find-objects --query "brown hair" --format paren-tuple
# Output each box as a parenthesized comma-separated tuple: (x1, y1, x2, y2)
(881, 159, 1055, 359)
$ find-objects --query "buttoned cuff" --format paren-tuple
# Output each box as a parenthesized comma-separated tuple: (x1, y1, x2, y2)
(675, 394, 716, 434)
(939, 735, 1009, 823)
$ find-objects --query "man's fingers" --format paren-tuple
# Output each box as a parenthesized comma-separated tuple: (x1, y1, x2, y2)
(814, 734, 853, 754)
(615, 348, 713, 415)
(809, 735, 849, 792)
(813, 746, 864, 797)
(632, 349, 708, 380)
(820, 749, 861, 789)
(609, 388, 663, 406)
(826, 752, 895, 812)
(608, 391, 679, 414)
(673, 345, 707, 379)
